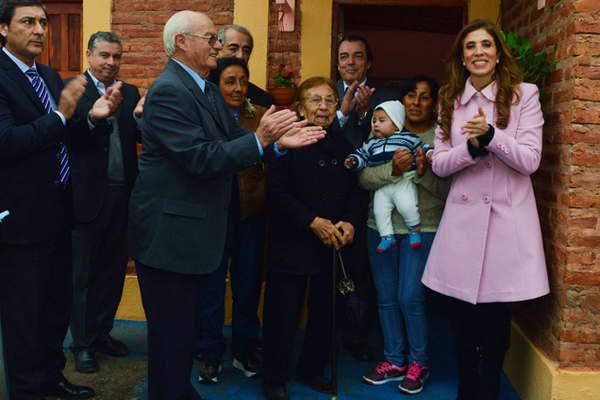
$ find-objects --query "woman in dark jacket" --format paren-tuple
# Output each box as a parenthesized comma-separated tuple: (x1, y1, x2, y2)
(262, 77, 366, 400)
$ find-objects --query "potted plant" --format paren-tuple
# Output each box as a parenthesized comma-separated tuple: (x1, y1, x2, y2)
(269, 63, 298, 106)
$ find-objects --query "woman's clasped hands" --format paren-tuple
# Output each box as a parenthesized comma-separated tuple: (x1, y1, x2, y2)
(309, 217, 355, 249)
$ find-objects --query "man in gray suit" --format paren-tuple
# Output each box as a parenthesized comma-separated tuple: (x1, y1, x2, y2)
(128, 10, 324, 400)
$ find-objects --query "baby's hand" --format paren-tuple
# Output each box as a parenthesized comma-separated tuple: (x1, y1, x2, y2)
(344, 156, 357, 169)
(426, 150, 433, 163)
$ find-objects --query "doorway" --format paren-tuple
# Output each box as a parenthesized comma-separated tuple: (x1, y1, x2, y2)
(332, 0, 466, 93)
(40, 0, 83, 79)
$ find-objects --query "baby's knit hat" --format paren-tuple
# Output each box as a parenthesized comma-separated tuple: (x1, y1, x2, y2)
(372, 100, 405, 133)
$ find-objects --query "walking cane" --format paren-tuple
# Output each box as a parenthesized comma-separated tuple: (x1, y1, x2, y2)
(331, 247, 338, 400)
(0, 210, 11, 399)
(331, 246, 356, 400)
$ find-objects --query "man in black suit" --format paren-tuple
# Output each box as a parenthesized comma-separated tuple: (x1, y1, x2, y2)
(217, 24, 273, 108)
(129, 10, 324, 400)
(336, 34, 399, 147)
(69, 31, 143, 373)
(0, 1, 121, 399)
(334, 35, 399, 362)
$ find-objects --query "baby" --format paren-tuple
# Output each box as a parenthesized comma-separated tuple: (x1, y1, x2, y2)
(344, 100, 433, 253)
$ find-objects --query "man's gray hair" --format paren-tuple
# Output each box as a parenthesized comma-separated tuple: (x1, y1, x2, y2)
(163, 11, 198, 57)
(87, 31, 122, 52)
(218, 24, 253, 52)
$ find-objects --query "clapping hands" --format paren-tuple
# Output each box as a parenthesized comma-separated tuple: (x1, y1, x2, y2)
(462, 107, 490, 148)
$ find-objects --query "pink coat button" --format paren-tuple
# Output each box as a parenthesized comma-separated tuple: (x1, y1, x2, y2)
(483, 195, 491, 204)
(461, 192, 468, 201)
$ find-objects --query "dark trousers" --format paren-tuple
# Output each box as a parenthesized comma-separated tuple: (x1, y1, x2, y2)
(71, 185, 129, 350)
(338, 223, 376, 346)
(443, 295, 511, 400)
(0, 231, 72, 400)
(137, 261, 219, 400)
(195, 216, 264, 360)
(263, 270, 333, 386)
(194, 260, 228, 362)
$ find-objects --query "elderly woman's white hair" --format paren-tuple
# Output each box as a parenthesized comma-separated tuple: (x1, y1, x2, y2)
(163, 10, 202, 57)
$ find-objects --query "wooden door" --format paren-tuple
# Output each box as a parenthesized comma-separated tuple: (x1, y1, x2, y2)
(39, 0, 82, 79)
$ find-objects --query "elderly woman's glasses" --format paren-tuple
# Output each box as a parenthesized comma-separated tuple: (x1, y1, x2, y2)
(184, 32, 221, 47)
(303, 96, 338, 107)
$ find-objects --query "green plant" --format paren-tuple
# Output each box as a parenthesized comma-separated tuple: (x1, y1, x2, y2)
(501, 30, 556, 106)
(273, 63, 295, 88)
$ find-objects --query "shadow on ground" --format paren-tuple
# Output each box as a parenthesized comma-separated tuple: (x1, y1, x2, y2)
(2, 309, 522, 400)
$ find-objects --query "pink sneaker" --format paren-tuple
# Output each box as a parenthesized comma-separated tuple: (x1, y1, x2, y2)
(398, 361, 430, 394)
(362, 361, 406, 385)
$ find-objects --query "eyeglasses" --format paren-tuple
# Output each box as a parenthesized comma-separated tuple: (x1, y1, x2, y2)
(303, 96, 338, 107)
(183, 32, 221, 47)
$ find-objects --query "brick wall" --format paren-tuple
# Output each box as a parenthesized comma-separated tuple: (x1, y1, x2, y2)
(503, 0, 600, 368)
(111, 0, 234, 93)
(267, 0, 302, 88)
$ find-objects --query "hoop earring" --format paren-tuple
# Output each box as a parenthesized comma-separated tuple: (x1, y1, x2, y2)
(462, 61, 466, 66)
(496, 59, 500, 64)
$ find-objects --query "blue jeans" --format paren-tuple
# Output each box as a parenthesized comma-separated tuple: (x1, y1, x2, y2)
(367, 228, 432, 366)
(196, 216, 264, 360)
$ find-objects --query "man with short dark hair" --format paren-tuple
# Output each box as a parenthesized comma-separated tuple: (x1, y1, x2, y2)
(0, 1, 120, 398)
(336, 34, 399, 147)
(218, 24, 273, 108)
(334, 34, 399, 363)
(68, 30, 143, 374)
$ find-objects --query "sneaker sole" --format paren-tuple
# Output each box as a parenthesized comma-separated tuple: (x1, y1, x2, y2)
(198, 376, 219, 384)
(398, 385, 423, 394)
(398, 371, 429, 394)
(362, 375, 404, 385)
(233, 358, 258, 378)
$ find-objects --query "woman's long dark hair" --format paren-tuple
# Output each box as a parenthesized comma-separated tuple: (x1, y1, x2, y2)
(438, 19, 523, 141)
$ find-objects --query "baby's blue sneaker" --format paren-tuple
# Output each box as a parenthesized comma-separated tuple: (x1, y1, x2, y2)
(376, 236, 396, 253)
(409, 232, 422, 248)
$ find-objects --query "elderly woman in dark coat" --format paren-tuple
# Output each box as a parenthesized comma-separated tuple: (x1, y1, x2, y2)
(262, 77, 366, 400)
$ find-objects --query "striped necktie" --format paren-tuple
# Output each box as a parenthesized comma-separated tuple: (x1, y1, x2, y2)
(26, 68, 70, 185)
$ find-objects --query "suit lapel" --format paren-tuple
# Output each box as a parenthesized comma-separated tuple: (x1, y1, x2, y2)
(337, 79, 345, 99)
(82, 70, 102, 104)
(0, 52, 46, 114)
(205, 81, 229, 134)
(168, 60, 226, 132)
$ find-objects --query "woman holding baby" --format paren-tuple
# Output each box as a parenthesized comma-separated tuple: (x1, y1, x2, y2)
(357, 75, 449, 395)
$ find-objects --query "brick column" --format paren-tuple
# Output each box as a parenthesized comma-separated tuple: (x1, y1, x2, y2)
(502, 0, 600, 369)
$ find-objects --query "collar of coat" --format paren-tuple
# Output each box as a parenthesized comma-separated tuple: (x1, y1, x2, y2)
(459, 77, 498, 105)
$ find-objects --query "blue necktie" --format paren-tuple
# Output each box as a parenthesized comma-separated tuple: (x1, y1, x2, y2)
(26, 68, 70, 185)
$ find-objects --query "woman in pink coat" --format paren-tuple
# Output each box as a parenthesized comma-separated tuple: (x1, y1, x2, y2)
(421, 19, 549, 400)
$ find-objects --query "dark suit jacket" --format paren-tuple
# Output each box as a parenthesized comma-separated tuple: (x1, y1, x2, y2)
(129, 59, 273, 275)
(248, 81, 273, 108)
(67, 71, 141, 223)
(0, 50, 72, 244)
(267, 124, 366, 275)
(337, 79, 399, 148)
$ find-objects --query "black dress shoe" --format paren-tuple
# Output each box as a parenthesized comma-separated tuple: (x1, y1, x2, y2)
(75, 349, 99, 373)
(300, 375, 334, 394)
(94, 334, 129, 357)
(42, 378, 95, 399)
(262, 383, 290, 400)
